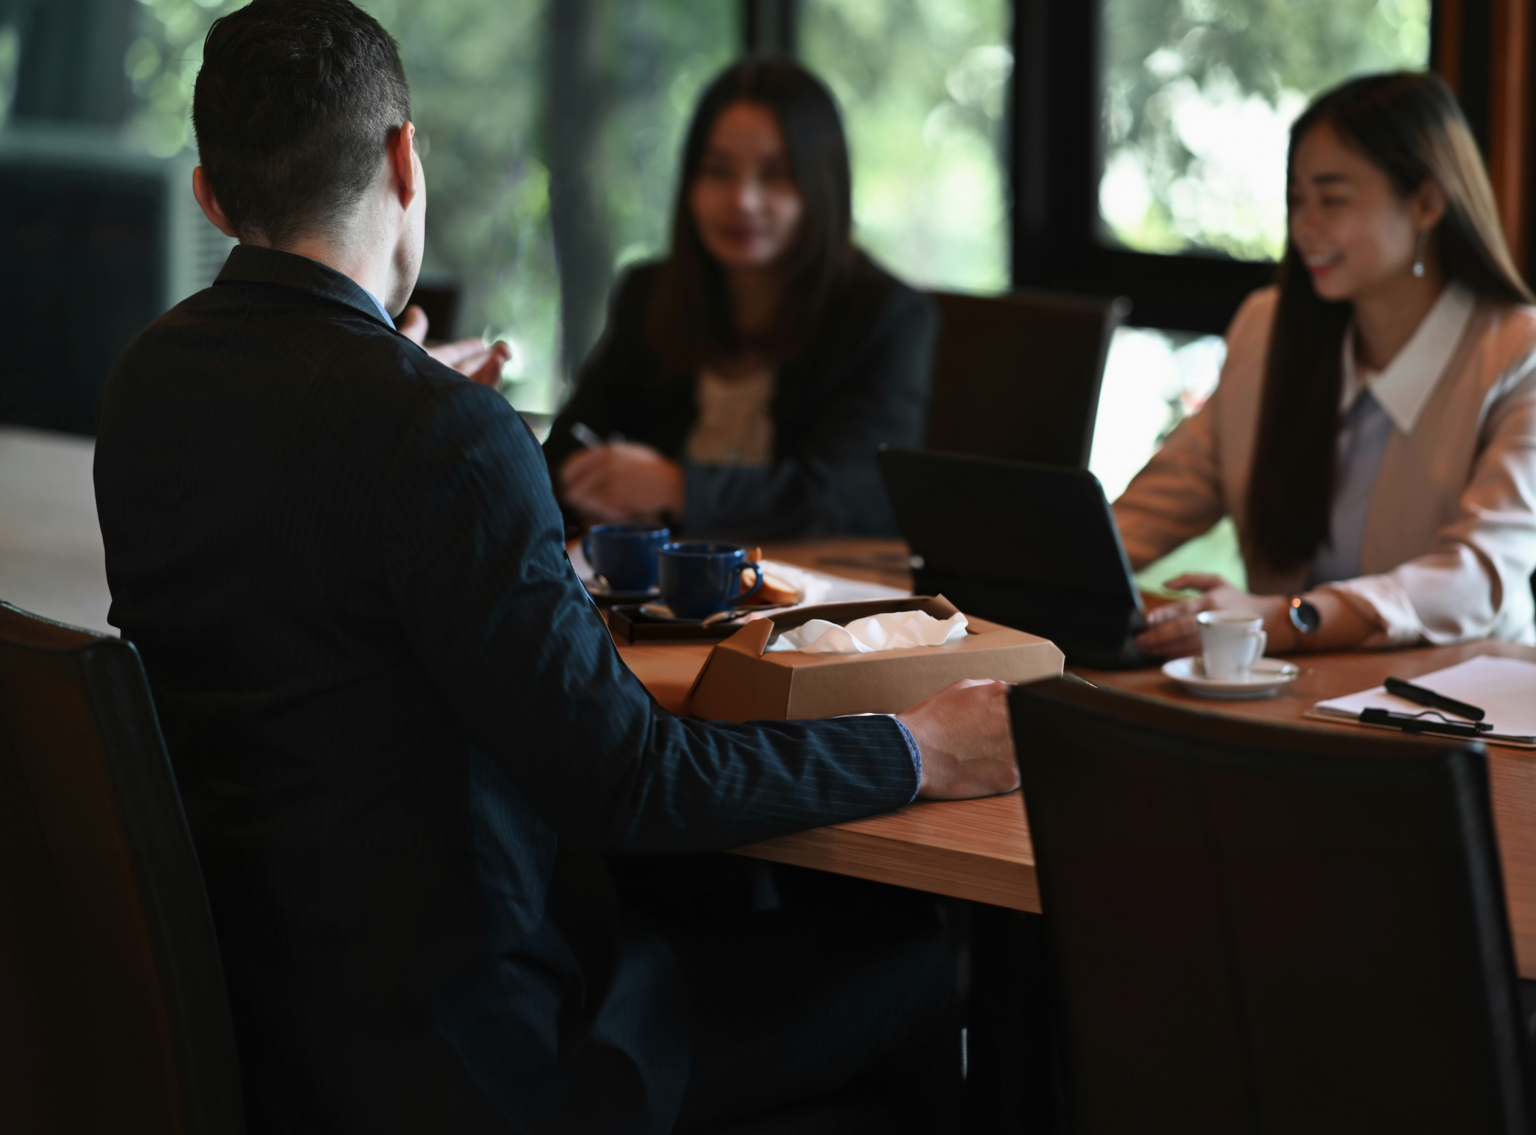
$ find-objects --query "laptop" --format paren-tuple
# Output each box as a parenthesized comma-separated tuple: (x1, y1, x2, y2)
(878, 447, 1156, 669)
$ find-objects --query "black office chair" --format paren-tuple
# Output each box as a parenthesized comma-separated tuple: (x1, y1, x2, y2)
(924, 288, 1130, 468)
(1010, 677, 1535, 1135)
(0, 601, 243, 1134)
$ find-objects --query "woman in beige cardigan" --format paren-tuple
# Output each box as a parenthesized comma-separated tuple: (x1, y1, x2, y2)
(1119, 72, 1536, 659)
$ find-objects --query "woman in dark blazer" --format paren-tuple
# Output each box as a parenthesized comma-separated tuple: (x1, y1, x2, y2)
(545, 59, 936, 542)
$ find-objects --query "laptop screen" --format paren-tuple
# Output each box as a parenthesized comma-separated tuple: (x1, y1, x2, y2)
(878, 448, 1147, 663)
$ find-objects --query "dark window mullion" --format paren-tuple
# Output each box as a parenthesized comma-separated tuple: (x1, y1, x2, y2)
(744, 0, 799, 56)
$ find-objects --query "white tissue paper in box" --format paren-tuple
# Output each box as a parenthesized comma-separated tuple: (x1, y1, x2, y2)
(766, 610, 969, 654)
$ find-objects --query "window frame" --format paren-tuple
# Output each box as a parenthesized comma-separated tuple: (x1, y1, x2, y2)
(1009, 0, 1457, 335)
(764, 0, 1536, 338)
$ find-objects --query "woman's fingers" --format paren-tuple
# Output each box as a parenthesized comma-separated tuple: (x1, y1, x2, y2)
(1162, 572, 1229, 593)
(1144, 601, 1185, 626)
(561, 462, 614, 516)
(560, 448, 606, 490)
(1134, 613, 1201, 657)
(1144, 593, 1208, 625)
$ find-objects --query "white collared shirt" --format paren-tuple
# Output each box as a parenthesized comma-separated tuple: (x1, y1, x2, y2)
(1311, 283, 1476, 585)
(1338, 283, 1476, 426)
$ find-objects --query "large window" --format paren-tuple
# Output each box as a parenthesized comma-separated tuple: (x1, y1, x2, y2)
(1099, 0, 1432, 261)
(108, 0, 1013, 414)
(1083, 0, 1433, 586)
(362, 0, 733, 414)
(800, 0, 1011, 292)
(96, 0, 734, 416)
(0, 0, 1484, 462)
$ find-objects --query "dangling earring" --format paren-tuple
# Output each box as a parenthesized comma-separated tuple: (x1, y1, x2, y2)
(1412, 229, 1429, 278)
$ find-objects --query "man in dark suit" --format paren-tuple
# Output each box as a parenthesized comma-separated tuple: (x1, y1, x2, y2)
(93, 2, 1018, 1133)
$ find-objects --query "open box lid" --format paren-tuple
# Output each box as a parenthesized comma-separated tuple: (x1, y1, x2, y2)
(683, 595, 1063, 721)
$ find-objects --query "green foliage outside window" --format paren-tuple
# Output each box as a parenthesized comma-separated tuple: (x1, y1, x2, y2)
(117, 0, 731, 415)
(107, 0, 1013, 411)
(1100, 0, 1430, 261)
(801, 0, 1011, 292)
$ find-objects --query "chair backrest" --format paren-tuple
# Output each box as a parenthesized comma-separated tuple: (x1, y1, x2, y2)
(0, 600, 242, 1134)
(1010, 677, 1533, 1135)
(924, 288, 1129, 468)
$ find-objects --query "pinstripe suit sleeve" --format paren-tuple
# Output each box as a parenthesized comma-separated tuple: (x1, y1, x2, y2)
(382, 371, 920, 853)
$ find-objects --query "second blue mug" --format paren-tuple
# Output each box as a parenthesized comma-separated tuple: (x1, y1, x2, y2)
(657, 542, 764, 620)
(583, 523, 670, 592)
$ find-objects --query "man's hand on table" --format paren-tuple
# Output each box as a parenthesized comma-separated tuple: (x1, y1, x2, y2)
(399, 304, 512, 387)
(898, 679, 1019, 800)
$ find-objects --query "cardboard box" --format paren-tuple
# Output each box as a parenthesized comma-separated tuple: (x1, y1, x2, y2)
(684, 596, 1063, 721)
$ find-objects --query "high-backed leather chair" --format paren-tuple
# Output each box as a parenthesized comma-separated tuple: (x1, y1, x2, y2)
(924, 289, 1130, 468)
(0, 601, 243, 1134)
(1010, 677, 1534, 1135)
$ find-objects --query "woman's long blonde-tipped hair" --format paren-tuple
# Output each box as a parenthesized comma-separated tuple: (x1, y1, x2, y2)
(1428, 115, 1533, 302)
(1248, 71, 1532, 575)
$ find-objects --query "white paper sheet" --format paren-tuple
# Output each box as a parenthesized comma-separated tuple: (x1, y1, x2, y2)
(1310, 655, 1536, 745)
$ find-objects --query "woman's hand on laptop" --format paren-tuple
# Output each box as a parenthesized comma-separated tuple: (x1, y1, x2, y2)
(899, 679, 1019, 800)
(1134, 573, 1283, 658)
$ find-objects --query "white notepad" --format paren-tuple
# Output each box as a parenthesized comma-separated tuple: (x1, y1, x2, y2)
(1306, 656, 1536, 749)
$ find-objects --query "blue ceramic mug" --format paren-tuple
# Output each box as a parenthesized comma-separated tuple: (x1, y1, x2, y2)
(657, 542, 765, 620)
(582, 523, 670, 592)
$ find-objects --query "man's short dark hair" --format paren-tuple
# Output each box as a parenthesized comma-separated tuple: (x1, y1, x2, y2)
(193, 0, 412, 246)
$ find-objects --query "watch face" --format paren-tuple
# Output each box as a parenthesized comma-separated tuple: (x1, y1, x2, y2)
(1291, 598, 1321, 634)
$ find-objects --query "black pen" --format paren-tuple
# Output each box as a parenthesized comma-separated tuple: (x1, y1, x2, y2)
(1360, 708, 1492, 738)
(1384, 676, 1486, 722)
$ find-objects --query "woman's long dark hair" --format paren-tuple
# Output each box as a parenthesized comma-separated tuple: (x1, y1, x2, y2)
(1247, 71, 1533, 574)
(644, 59, 856, 372)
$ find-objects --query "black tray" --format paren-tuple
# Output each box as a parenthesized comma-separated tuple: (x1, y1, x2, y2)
(583, 583, 661, 608)
(607, 604, 747, 643)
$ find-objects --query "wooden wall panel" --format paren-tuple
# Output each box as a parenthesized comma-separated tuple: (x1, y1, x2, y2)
(1490, 0, 1532, 271)
(1437, 0, 1465, 96)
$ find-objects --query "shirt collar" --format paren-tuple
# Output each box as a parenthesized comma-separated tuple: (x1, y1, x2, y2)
(214, 244, 398, 330)
(1340, 282, 1475, 434)
(359, 286, 396, 329)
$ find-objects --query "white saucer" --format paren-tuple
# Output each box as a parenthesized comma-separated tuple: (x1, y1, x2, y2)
(1162, 656, 1301, 699)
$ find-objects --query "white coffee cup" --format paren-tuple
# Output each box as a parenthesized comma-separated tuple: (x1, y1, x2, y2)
(1196, 611, 1267, 680)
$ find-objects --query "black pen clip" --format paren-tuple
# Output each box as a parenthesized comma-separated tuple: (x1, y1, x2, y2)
(1361, 707, 1493, 739)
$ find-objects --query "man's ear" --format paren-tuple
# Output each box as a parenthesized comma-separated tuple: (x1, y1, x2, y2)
(387, 121, 418, 211)
(192, 167, 240, 239)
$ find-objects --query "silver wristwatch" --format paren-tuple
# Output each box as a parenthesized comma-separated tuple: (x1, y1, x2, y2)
(1288, 596, 1321, 637)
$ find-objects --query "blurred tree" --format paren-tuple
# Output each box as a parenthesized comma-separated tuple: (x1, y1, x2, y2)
(801, 0, 1011, 292)
(545, 0, 614, 378)
(1100, 0, 1431, 259)
(107, 0, 731, 415)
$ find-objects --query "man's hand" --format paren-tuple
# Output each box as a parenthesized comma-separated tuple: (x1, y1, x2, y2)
(559, 442, 686, 523)
(398, 304, 512, 388)
(898, 679, 1018, 800)
(1133, 573, 1287, 658)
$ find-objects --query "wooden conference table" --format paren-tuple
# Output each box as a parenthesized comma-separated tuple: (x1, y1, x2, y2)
(610, 538, 1536, 978)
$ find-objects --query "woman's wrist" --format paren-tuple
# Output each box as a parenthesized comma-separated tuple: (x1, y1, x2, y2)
(1264, 595, 1305, 653)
